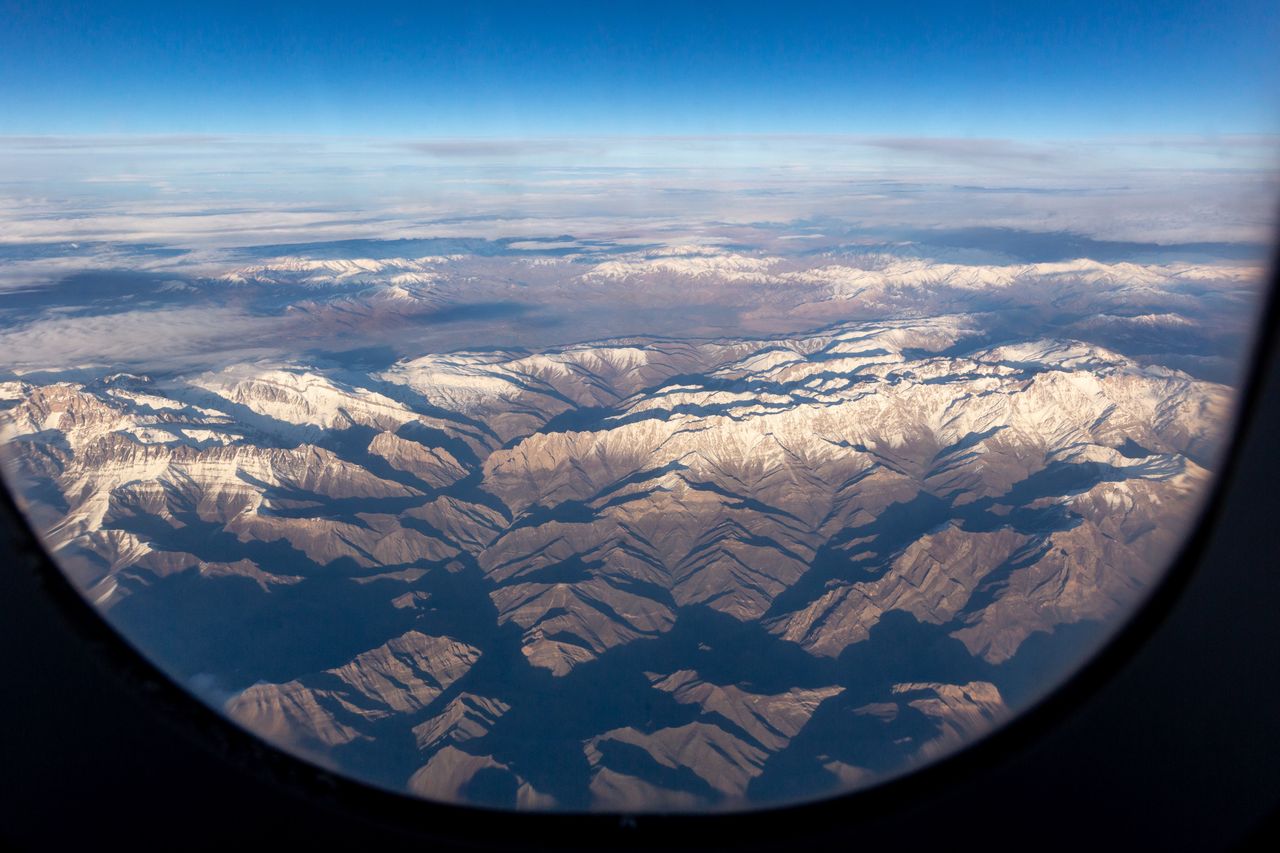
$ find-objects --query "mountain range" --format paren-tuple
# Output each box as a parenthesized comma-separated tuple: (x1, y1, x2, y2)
(0, 280, 1233, 809)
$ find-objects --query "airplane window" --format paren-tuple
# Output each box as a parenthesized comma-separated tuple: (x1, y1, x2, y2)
(0, 1, 1277, 816)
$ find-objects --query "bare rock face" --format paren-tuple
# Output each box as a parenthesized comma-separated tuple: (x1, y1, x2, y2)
(581, 670, 844, 809)
(952, 464, 1207, 662)
(225, 680, 366, 748)
(766, 524, 1030, 658)
(368, 431, 467, 488)
(392, 590, 432, 610)
(226, 631, 481, 748)
(490, 574, 677, 676)
(890, 681, 1009, 761)
(0, 306, 1230, 811)
(647, 670, 843, 752)
(404, 496, 507, 552)
(228, 511, 458, 569)
(330, 632, 479, 712)
(412, 694, 511, 751)
(408, 746, 556, 809)
(586, 723, 771, 804)
(587, 767, 705, 812)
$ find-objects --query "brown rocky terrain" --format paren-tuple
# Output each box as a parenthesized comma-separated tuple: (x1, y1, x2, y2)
(0, 307, 1227, 810)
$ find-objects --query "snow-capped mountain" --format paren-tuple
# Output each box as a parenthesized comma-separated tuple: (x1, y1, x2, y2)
(0, 310, 1228, 810)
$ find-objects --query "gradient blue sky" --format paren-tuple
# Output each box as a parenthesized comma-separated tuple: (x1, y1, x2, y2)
(1, 0, 1277, 138)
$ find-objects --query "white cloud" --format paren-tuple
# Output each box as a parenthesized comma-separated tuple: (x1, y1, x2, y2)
(0, 306, 278, 371)
(0, 134, 1272, 257)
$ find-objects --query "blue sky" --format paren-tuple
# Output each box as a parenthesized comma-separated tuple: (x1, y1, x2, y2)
(1, 0, 1277, 138)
